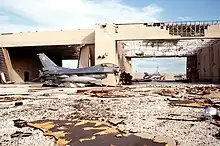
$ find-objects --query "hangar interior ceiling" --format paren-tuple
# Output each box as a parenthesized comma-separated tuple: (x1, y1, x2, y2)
(8, 45, 81, 60)
(122, 39, 220, 57)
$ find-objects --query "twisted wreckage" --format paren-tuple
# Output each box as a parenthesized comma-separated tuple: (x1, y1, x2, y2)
(35, 53, 119, 87)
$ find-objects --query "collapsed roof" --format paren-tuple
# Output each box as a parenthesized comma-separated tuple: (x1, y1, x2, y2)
(122, 39, 220, 57)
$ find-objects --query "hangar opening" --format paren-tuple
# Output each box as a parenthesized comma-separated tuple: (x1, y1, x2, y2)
(1, 44, 95, 83)
(132, 57, 187, 81)
(117, 38, 220, 83)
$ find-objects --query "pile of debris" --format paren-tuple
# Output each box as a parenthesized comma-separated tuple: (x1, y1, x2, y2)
(77, 88, 134, 98)
(119, 72, 132, 85)
(156, 84, 220, 128)
(185, 85, 220, 95)
(157, 88, 180, 96)
(157, 84, 220, 97)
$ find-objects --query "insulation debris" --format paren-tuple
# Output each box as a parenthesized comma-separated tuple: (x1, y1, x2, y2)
(27, 120, 168, 146)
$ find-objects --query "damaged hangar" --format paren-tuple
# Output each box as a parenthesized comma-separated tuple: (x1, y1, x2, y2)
(1, 20, 220, 86)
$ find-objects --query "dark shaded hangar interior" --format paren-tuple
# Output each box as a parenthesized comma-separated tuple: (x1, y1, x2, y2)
(6, 45, 80, 82)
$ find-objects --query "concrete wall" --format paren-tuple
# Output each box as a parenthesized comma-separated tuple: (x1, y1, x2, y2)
(78, 45, 90, 68)
(10, 56, 41, 82)
(94, 25, 119, 86)
(205, 24, 220, 37)
(0, 29, 95, 47)
(78, 44, 95, 68)
(196, 41, 220, 82)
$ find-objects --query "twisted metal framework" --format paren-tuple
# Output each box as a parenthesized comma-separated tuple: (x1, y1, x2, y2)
(117, 20, 220, 37)
(123, 39, 220, 57)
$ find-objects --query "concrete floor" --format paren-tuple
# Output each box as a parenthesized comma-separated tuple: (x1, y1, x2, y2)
(0, 83, 220, 146)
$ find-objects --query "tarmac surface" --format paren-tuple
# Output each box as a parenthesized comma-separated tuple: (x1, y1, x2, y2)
(0, 83, 220, 146)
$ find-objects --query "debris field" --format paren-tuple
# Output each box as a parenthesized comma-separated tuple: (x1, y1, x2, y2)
(0, 83, 220, 146)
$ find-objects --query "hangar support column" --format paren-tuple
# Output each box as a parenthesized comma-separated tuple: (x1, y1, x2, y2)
(78, 44, 95, 68)
(95, 24, 119, 86)
(116, 41, 132, 74)
(1, 48, 23, 83)
(0, 48, 9, 81)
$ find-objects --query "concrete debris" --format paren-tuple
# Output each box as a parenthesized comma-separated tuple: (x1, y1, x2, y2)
(157, 88, 179, 96)
(77, 88, 134, 98)
(13, 119, 27, 128)
(119, 72, 132, 85)
(107, 119, 125, 126)
(0, 93, 31, 96)
(214, 131, 220, 139)
(14, 101, 23, 107)
(1, 84, 220, 146)
(157, 84, 220, 98)
(0, 97, 24, 102)
(168, 100, 212, 108)
(11, 131, 32, 138)
(41, 93, 50, 96)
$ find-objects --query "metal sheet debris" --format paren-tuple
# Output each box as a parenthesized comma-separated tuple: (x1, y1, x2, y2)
(27, 120, 168, 146)
(76, 88, 136, 98)
(169, 100, 213, 108)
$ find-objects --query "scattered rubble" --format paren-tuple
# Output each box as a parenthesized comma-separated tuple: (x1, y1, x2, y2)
(77, 88, 135, 98)
(13, 119, 27, 128)
(11, 131, 32, 138)
(14, 101, 23, 107)
(0, 84, 220, 146)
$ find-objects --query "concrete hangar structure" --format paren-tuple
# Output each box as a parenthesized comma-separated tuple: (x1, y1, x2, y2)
(1, 20, 220, 86)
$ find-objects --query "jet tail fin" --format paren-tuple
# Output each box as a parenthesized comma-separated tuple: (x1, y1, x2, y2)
(37, 53, 57, 69)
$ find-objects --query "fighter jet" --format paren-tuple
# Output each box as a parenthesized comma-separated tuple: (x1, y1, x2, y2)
(143, 66, 161, 80)
(35, 53, 119, 86)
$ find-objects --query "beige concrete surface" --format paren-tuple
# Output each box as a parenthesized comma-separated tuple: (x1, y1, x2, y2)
(0, 29, 95, 47)
(78, 45, 90, 68)
(197, 40, 220, 82)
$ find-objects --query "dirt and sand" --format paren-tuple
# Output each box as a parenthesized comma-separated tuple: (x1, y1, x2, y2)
(0, 83, 220, 146)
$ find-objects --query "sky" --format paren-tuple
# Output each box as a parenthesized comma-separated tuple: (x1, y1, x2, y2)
(1, 0, 220, 74)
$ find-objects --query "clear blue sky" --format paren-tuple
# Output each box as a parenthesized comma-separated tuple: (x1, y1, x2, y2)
(123, 0, 220, 21)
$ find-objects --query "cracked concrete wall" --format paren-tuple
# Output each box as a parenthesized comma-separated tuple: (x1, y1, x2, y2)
(205, 24, 220, 37)
(197, 41, 220, 82)
(115, 24, 180, 40)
